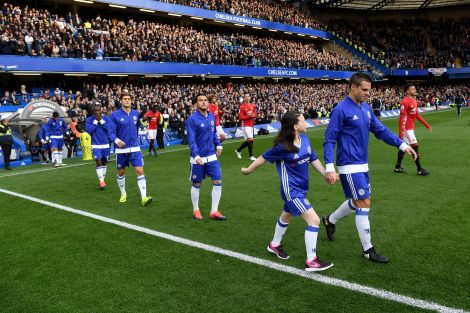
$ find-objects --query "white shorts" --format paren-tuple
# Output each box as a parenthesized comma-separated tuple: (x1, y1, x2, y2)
(216, 125, 225, 137)
(147, 129, 157, 140)
(242, 126, 254, 140)
(403, 130, 417, 145)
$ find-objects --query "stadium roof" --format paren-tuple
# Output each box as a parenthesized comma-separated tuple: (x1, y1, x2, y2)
(307, 0, 470, 10)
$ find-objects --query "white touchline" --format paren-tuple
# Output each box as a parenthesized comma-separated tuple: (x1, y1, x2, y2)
(0, 188, 466, 313)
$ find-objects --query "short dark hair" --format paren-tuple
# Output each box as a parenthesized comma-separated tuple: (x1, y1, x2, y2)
(348, 73, 372, 88)
(404, 83, 415, 93)
(193, 93, 207, 104)
(120, 92, 132, 100)
(52, 111, 59, 118)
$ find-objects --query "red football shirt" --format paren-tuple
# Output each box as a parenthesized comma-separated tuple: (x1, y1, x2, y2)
(399, 96, 430, 137)
(208, 103, 223, 126)
(238, 103, 257, 127)
(144, 111, 161, 130)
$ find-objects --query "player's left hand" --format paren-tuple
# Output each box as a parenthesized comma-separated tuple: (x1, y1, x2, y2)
(427, 126, 432, 132)
(216, 148, 222, 157)
(405, 147, 418, 160)
(241, 167, 250, 175)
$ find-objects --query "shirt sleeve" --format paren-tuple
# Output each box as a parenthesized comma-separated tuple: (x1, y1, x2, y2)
(85, 117, 97, 134)
(323, 107, 342, 166)
(186, 118, 199, 158)
(398, 98, 408, 137)
(262, 145, 288, 163)
(108, 114, 117, 142)
(370, 107, 403, 148)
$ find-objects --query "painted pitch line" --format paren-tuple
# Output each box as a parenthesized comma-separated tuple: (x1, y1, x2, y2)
(0, 188, 466, 313)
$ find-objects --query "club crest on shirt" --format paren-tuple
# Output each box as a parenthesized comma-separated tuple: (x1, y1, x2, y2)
(367, 111, 371, 119)
(211, 120, 214, 126)
(133, 115, 138, 124)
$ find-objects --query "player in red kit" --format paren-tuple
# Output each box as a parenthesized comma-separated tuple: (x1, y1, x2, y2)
(394, 84, 432, 175)
(143, 105, 162, 156)
(235, 94, 257, 161)
(208, 94, 226, 142)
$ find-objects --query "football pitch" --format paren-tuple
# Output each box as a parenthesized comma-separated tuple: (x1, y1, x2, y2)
(0, 109, 468, 313)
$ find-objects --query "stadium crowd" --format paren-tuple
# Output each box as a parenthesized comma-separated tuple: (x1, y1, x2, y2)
(160, 0, 321, 29)
(326, 18, 470, 69)
(3, 80, 468, 129)
(0, 2, 354, 71)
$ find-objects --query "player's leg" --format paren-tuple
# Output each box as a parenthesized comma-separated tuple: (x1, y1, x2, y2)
(245, 127, 255, 160)
(350, 173, 388, 263)
(132, 152, 152, 206)
(190, 163, 204, 220)
(56, 139, 65, 166)
(50, 139, 59, 166)
(395, 130, 408, 173)
(321, 197, 357, 241)
(235, 127, 249, 158)
(207, 161, 226, 220)
(301, 205, 333, 272)
(116, 154, 128, 202)
(409, 132, 429, 175)
(268, 208, 292, 260)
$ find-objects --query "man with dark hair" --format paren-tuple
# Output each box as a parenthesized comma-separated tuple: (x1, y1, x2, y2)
(186, 93, 226, 221)
(394, 84, 432, 175)
(235, 94, 257, 160)
(109, 92, 152, 206)
(371, 97, 382, 120)
(46, 111, 68, 167)
(143, 104, 162, 156)
(455, 93, 465, 117)
(322, 73, 417, 263)
(86, 105, 113, 189)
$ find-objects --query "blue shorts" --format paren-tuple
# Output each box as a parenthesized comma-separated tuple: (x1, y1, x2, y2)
(50, 138, 64, 149)
(190, 160, 222, 183)
(41, 143, 50, 151)
(340, 172, 371, 200)
(92, 148, 110, 161)
(282, 197, 313, 217)
(116, 151, 144, 169)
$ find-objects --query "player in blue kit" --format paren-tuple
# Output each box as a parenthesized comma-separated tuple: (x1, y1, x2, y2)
(109, 92, 152, 206)
(86, 104, 112, 189)
(46, 111, 68, 167)
(241, 111, 333, 272)
(186, 94, 226, 221)
(322, 73, 417, 263)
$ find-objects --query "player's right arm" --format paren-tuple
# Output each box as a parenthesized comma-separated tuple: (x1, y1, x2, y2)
(85, 116, 98, 135)
(398, 98, 408, 139)
(241, 156, 266, 175)
(108, 113, 125, 147)
(323, 108, 342, 184)
(185, 117, 200, 160)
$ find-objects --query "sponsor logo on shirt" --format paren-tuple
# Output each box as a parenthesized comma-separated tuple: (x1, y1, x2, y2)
(297, 157, 310, 165)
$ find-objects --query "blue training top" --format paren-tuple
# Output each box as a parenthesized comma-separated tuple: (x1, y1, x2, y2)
(109, 108, 141, 153)
(186, 110, 221, 159)
(324, 96, 404, 174)
(85, 115, 112, 146)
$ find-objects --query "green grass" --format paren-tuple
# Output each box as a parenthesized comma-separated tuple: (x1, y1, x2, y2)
(0, 109, 469, 313)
